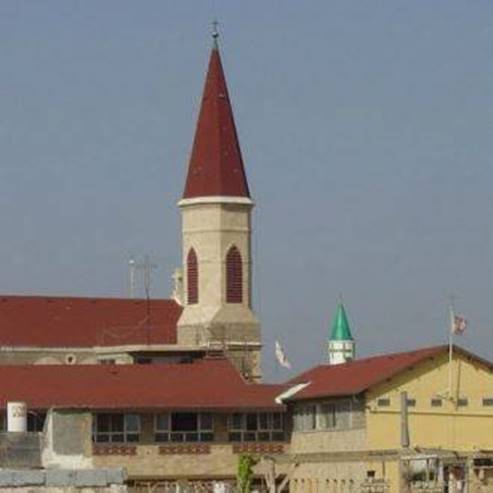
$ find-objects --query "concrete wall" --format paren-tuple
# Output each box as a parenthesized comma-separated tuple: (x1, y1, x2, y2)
(42, 409, 93, 469)
(0, 349, 96, 365)
(290, 427, 367, 454)
(0, 468, 126, 492)
(0, 432, 42, 468)
(0, 488, 126, 493)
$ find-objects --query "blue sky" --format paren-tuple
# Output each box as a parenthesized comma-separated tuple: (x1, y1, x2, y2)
(1, 1, 492, 379)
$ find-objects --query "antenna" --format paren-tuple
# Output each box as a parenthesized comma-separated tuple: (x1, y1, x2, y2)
(127, 255, 158, 298)
(142, 255, 158, 300)
(128, 256, 136, 298)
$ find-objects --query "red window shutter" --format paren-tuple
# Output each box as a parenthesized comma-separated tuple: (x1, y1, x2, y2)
(187, 248, 198, 304)
(226, 246, 243, 303)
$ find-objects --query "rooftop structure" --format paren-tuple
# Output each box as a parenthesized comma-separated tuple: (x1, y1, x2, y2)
(327, 302, 355, 365)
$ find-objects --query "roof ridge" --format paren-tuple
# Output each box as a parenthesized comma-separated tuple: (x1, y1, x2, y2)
(0, 294, 179, 303)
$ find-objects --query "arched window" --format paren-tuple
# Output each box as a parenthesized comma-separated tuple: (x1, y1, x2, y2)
(226, 246, 243, 303)
(187, 248, 198, 304)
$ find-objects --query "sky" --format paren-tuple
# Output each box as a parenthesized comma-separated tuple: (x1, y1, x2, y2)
(1, 1, 492, 380)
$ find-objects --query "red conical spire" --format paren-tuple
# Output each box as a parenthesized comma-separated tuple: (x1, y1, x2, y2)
(183, 35, 250, 199)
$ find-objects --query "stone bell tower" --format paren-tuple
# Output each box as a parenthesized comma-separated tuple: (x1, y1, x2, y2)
(176, 32, 261, 381)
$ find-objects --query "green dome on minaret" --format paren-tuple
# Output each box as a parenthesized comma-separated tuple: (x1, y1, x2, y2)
(330, 303, 354, 341)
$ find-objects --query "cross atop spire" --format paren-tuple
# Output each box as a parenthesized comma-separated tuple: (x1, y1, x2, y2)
(182, 33, 250, 199)
(212, 19, 219, 42)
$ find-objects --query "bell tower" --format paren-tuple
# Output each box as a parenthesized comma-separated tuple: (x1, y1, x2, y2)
(176, 32, 261, 381)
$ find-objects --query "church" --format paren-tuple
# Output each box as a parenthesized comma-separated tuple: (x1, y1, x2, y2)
(0, 30, 263, 381)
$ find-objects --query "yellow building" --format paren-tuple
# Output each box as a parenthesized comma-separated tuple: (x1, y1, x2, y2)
(283, 344, 493, 493)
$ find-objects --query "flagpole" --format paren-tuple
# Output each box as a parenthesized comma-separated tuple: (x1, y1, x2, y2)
(448, 297, 455, 400)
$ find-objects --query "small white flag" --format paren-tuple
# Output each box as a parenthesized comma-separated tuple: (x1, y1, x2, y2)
(275, 340, 291, 369)
(452, 315, 467, 335)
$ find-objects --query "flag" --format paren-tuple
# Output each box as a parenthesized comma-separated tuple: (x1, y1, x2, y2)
(452, 315, 467, 335)
(275, 340, 291, 369)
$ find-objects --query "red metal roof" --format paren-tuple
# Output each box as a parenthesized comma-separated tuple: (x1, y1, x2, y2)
(0, 359, 285, 411)
(0, 295, 182, 347)
(287, 345, 477, 400)
(183, 41, 250, 199)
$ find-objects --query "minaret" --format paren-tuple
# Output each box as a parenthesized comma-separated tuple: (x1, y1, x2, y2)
(176, 30, 261, 381)
(328, 302, 355, 365)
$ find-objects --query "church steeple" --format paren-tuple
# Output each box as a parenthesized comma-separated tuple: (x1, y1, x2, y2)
(183, 33, 250, 199)
(327, 302, 356, 365)
(177, 33, 261, 382)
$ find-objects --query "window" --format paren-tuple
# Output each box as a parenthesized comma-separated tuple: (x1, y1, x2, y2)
(457, 398, 468, 407)
(27, 412, 46, 432)
(336, 401, 351, 429)
(99, 359, 116, 365)
(228, 412, 284, 442)
(377, 398, 390, 407)
(187, 248, 198, 304)
(483, 398, 493, 407)
(319, 403, 336, 429)
(294, 400, 352, 432)
(406, 399, 416, 407)
(0, 411, 43, 433)
(93, 413, 140, 443)
(154, 412, 213, 443)
(226, 246, 242, 303)
(293, 405, 316, 432)
(431, 399, 443, 407)
(135, 357, 152, 364)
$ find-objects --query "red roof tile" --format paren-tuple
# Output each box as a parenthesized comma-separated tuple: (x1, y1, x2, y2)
(0, 295, 182, 347)
(287, 345, 482, 400)
(0, 359, 285, 411)
(183, 41, 250, 199)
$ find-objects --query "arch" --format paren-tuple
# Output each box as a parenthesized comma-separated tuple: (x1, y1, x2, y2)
(187, 248, 199, 304)
(226, 246, 243, 303)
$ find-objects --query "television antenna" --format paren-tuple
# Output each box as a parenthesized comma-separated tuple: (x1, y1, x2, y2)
(128, 255, 158, 299)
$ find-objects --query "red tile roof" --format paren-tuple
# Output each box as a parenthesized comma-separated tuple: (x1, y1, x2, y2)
(0, 295, 182, 347)
(183, 41, 250, 199)
(0, 359, 285, 411)
(287, 345, 488, 401)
